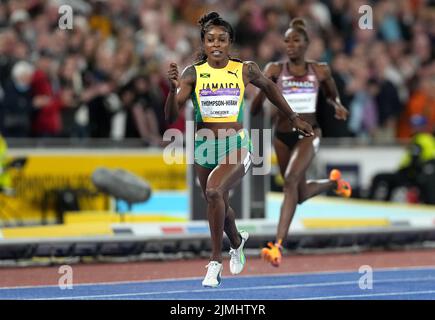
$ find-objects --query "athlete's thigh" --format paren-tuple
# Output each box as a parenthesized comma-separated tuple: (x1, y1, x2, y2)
(284, 136, 316, 179)
(195, 163, 213, 198)
(273, 138, 291, 178)
(207, 147, 251, 192)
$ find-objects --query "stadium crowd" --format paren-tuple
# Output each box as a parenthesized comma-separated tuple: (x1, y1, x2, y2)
(0, 0, 434, 145)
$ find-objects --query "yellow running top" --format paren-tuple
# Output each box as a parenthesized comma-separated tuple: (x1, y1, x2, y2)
(191, 59, 245, 123)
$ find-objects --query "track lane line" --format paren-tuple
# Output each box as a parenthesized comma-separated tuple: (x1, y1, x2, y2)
(24, 276, 435, 300)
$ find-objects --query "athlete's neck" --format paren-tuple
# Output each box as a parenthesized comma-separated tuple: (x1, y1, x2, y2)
(207, 57, 230, 69)
(288, 56, 308, 76)
(289, 56, 305, 66)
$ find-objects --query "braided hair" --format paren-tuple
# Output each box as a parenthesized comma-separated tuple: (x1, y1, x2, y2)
(196, 12, 235, 62)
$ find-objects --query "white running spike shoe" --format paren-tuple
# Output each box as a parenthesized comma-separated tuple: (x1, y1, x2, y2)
(202, 261, 223, 288)
(229, 230, 249, 275)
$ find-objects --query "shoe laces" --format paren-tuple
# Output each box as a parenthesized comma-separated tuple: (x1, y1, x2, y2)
(229, 247, 240, 263)
(204, 261, 221, 280)
(229, 234, 246, 260)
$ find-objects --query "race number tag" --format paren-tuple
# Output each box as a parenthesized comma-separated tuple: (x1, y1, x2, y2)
(199, 88, 240, 118)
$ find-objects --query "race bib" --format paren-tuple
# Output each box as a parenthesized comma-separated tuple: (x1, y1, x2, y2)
(283, 92, 317, 114)
(199, 88, 240, 118)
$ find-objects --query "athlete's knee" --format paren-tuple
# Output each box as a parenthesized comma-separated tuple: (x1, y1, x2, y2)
(283, 173, 302, 191)
(205, 187, 224, 203)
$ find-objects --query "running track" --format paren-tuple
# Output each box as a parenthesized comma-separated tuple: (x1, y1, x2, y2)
(1, 250, 435, 300)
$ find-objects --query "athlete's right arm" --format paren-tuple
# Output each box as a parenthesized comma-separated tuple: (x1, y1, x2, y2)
(164, 63, 195, 123)
(250, 62, 280, 116)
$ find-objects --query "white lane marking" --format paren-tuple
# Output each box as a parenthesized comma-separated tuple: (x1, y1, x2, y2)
(30, 276, 435, 300)
(296, 290, 435, 300)
(2, 265, 435, 290)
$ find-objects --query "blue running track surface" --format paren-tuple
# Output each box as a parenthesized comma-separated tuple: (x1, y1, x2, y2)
(1, 266, 435, 300)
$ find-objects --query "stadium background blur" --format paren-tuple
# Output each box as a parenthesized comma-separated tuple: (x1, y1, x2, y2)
(0, 0, 434, 236)
(2, 1, 435, 302)
(0, 0, 434, 142)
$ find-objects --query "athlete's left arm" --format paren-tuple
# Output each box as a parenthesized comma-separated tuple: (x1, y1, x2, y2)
(316, 63, 348, 121)
(243, 61, 314, 137)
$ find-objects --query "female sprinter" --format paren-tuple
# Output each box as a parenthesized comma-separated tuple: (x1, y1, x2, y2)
(164, 12, 313, 287)
(251, 18, 351, 267)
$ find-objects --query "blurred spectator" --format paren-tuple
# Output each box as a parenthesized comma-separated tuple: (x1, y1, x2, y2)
(317, 53, 352, 137)
(0, 60, 34, 137)
(397, 74, 435, 140)
(9, 9, 30, 39)
(235, 2, 264, 48)
(0, 2, 8, 28)
(255, 31, 284, 70)
(89, 0, 112, 39)
(82, 44, 118, 138)
(133, 73, 166, 136)
(144, 64, 175, 134)
(113, 79, 163, 146)
(302, 0, 332, 30)
(30, 50, 65, 137)
(375, 0, 403, 43)
(58, 55, 86, 138)
(112, 40, 137, 87)
(262, 6, 284, 33)
(0, 0, 433, 143)
(371, 53, 403, 142)
(0, 30, 18, 87)
(346, 60, 378, 138)
(368, 115, 435, 204)
(412, 33, 432, 68)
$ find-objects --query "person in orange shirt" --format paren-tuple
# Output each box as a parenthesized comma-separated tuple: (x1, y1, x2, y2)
(398, 75, 435, 139)
(89, 1, 112, 39)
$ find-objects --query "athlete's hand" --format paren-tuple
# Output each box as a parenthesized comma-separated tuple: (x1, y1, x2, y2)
(334, 103, 349, 120)
(291, 116, 314, 137)
(167, 62, 179, 91)
(327, 98, 348, 120)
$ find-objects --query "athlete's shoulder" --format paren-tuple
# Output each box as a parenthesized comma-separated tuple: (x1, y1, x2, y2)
(180, 64, 197, 83)
(307, 60, 331, 80)
(258, 61, 283, 82)
(307, 60, 330, 71)
(264, 61, 286, 73)
(181, 64, 196, 73)
(241, 61, 264, 82)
